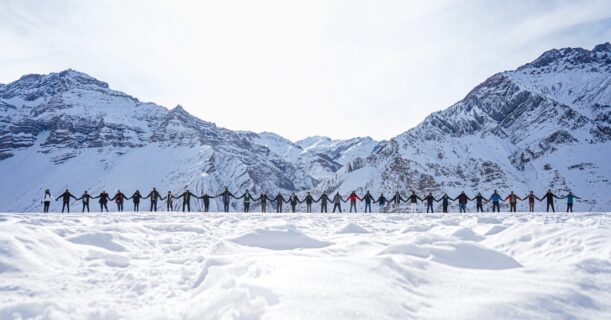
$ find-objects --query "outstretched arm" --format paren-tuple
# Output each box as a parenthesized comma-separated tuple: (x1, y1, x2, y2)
(143, 193, 151, 200)
(574, 195, 582, 199)
(553, 193, 561, 199)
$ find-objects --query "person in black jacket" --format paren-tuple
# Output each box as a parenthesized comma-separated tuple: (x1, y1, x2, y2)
(255, 192, 269, 213)
(540, 189, 561, 212)
(200, 192, 213, 212)
(217, 187, 235, 213)
(77, 191, 93, 213)
(407, 191, 422, 213)
(303, 192, 314, 213)
(376, 193, 388, 213)
(317, 192, 331, 213)
(56, 189, 77, 213)
(163, 191, 173, 212)
(176, 189, 197, 212)
(95, 191, 111, 212)
(362, 191, 375, 213)
(144, 188, 162, 212)
(389, 191, 404, 207)
(273, 192, 286, 213)
(454, 191, 471, 213)
(423, 193, 437, 213)
(288, 193, 300, 213)
(130, 190, 142, 212)
(238, 191, 252, 213)
(474, 192, 486, 212)
(436, 193, 451, 213)
(111, 190, 127, 212)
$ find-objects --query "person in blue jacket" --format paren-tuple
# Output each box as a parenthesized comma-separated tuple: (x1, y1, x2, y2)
(561, 191, 581, 212)
(489, 190, 502, 212)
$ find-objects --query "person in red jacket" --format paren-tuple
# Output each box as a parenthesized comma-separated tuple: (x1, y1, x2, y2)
(111, 190, 127, 212)
(347, 191, 361, 213)
(504, 191, 521, 212)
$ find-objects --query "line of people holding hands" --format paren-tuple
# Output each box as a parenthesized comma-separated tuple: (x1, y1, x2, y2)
(42, 187, 581, 214)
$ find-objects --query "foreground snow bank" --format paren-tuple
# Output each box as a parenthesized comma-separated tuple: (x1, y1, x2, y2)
(0, 212, 610, 319)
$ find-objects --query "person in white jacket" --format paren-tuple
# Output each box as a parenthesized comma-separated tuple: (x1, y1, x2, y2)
(42, 189, 52, 212)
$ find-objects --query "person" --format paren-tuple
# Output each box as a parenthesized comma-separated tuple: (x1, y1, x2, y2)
(130, 190, 142, 212)
(55, 189, 77, 213)
(504, 191, 521, 213)
(489, 190, 502, 213)
(272, 192, 285, 213)
(200, 192, 213, 212)
(77, 191, 93, 212)
(474, 192, 486, 213)
(389, 191, 404, 208)
(304, 192, 314, 213)
(376, 193, 388, 213)
(42, 189, 53, 213)
(407, 191, 422, 213)
(288, 192, 300, 213)
(523, 191, 538, 212)
(541, 189, 561, 212)
(436, 193, 451, 213)
(217, 187, 235, 213)
(95, 191, 110, 212)
(347, 191, 361, 213)
(362, 191, 375, 213)
(317, 192, 331, 213)
(176, 189, 197, 212)
(144, 188, 162, 212)
(163, 191, 174, 212)
(332, 192, 344, 213)
(454, 191, 471, 213)
(562, 191, 581, 212)
(255, 192, 269, 213)
(242, 191, 252, 212)
(423, 193, 437, 213)
(111, 190, 127, 212)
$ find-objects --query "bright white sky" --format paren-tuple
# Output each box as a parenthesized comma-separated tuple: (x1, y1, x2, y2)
(1, 0, 610, 141)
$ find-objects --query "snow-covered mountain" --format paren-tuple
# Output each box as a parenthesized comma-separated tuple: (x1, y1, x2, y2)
(1, 43, 610, 211)
(329, 42, 611, 210)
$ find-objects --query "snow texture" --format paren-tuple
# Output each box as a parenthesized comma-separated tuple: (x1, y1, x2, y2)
(0, 212, 610, 319)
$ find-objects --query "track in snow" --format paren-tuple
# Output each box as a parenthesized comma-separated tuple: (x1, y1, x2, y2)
(1, 212, 610, 319)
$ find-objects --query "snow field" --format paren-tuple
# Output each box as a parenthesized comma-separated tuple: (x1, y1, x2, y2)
(0, 212, 610, 319)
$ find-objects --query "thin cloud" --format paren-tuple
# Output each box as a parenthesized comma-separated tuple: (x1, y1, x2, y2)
(1, 0, 609, 141)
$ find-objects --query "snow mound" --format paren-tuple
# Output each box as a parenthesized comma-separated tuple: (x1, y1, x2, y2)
(484, 225, 508, 235)
(228, 225, 331, 250)
(400, 225, 433, 233)
(477, 217, 502, 224)
(451, 228, 484, 242)
(334, 223, 370, 234)
(67, 232, 126, 252)
(380, 240, 522, 270)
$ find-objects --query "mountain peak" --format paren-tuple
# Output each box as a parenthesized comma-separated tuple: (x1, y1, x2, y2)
(593, 42, 611, 53)
(518, 42, 609, 71)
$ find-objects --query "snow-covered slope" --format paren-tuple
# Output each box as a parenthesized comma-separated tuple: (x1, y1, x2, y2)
(1, 43, 610, 212)
(1, 212, 610, 319)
